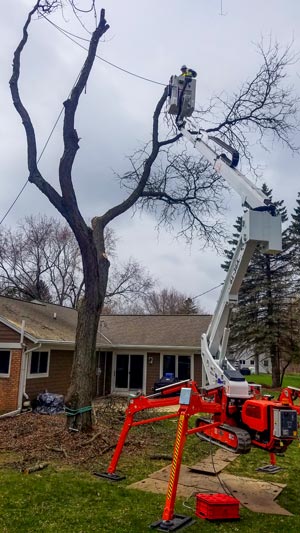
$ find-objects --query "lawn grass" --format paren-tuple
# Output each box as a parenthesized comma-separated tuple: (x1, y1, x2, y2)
(1, 402, 300, 532)
(246, 373, 300, 389)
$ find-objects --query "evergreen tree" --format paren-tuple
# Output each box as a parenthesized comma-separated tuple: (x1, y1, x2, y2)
(288, 192, 300, 289)
(284, 192, 300, 371)
(221, 216, 243, 271)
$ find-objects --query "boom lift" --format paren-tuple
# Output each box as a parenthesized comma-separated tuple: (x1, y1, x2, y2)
(98, 75, 300, 531)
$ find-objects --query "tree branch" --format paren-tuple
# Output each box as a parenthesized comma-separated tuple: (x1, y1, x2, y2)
(59, 9, 109, 209)
(9, 1, 65, 215)
(100, 87, 171, 226)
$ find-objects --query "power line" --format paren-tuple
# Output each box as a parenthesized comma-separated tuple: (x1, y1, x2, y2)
(1, 14, 168, 225)
(0, 80, 76, 226)
(192, 283, 223, 300)
(0, 181, 29, 225)
(41, 14, 167, 87)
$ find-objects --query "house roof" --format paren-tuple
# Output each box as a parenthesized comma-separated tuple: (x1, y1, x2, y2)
(0, 296, 78, 343)
(0, 296, 211, 349)
(99, 314, 211, 349)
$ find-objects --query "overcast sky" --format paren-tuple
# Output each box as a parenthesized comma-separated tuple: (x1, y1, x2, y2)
(1, 0, 300, 312)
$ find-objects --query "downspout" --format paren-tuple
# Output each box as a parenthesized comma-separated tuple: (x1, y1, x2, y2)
(18, 342, 42, 409)
(17, 320, 27, 411)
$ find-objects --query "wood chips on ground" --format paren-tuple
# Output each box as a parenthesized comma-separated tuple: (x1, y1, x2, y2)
(0, 398, 138, 470)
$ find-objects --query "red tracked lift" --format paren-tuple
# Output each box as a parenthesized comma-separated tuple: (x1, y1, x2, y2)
(97, 73, 300, 531)
(97, 379, 299, 531)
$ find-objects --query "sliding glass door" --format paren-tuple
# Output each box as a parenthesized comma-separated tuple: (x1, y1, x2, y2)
(114, 353, 144, 392)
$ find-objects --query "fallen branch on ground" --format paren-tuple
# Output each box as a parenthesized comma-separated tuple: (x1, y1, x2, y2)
(45, 444, 68, 458)
(22, 462, 49, 474)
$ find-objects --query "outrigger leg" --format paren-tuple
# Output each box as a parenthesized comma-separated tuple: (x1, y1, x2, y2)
(93, 413, 133, 481)
(94, 382, 191, 481)
(150, 397, 195, 531)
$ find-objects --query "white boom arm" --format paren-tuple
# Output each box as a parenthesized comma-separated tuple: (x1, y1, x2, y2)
(180, 129, 267, 209)
(168, 75, 282, 396)
(179, 127, 282, 397)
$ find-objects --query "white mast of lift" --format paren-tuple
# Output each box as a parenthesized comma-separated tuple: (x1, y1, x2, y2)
(168, 73, 282, 397)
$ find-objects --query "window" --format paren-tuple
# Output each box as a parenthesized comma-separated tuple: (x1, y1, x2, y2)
(163, 355, 176, 377)
(0, 350, 11, 377)
(250, 359, 255, 365)
(28, 351, 49, 377)
(162, 355, 191, 380)
(178, 356, 191, 380)
(263, 359, 269, 367)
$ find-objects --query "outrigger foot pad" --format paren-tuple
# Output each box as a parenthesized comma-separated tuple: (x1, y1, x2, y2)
(150, 515, 194, 531)
(93, 471, 125, 481)
(256, 465, 283, 474)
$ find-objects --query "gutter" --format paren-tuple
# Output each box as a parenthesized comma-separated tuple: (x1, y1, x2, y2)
(98, 344, 201, 351)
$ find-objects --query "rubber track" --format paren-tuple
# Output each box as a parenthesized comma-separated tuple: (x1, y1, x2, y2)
(195, 418, 251, 454)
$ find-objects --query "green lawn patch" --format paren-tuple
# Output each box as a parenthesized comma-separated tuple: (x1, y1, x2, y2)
(1, 412, 300, 532)
(247, 374, 300, 389)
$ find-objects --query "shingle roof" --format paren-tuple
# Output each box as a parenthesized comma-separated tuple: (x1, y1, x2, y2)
(0, 296, 77, 342)
(0, 296, 211, 349)
(99, 315, 211, 348)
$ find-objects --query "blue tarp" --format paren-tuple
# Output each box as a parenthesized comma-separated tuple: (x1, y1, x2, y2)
(34, 392, 65, 415)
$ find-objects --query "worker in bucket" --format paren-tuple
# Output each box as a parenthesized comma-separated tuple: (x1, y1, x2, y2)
(179, 65, 197, 79)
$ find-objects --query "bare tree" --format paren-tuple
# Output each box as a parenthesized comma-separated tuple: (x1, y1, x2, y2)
(143, 288, 202, 315)
(0, 215, 81, 305)
(0, 215, 57, 302)
(10, 2, 299, 429)
(195, 38, 300, 172)
(122, 152, 228, 244)
(0, 216, 154, 310)
(106, 258, 154, 311)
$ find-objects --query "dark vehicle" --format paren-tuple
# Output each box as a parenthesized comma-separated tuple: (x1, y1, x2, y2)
(240, 367, 251, 376)
(153, 374, 181, 395)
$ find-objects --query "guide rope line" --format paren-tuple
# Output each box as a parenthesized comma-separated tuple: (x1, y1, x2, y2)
(65, 406, 92, 416)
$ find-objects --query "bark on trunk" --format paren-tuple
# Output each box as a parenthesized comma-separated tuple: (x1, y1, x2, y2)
(65, 231, 109, 431)
(254, 353, 259, 375)
(66, 296, 101, 431)
(271, 345, 281, 388)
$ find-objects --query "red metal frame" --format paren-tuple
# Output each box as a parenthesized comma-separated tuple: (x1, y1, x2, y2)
(107, 394, 181, 475)
(106, 380, 223, 475)
(278, 387, 300, 414)
(103, 380, 299, 526)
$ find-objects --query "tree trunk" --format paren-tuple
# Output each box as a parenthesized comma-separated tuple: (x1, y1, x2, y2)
(65, 295, 101, 430)
(254, 353, 259, 375)
(271, 345, 281, 388)
(65, 231, 109, 431)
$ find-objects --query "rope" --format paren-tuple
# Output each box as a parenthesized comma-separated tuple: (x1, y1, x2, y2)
(65, 405, 92, 416)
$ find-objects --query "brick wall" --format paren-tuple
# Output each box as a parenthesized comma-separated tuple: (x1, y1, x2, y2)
(0, 349, 22, 415)
(146, 352, 160, 395)
(25, 350, 73, 401)
(194, 353, 202, 386)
